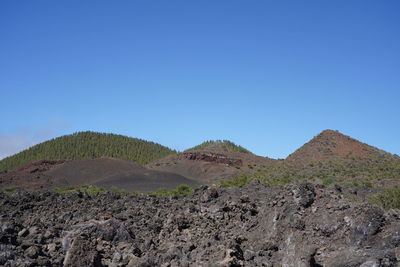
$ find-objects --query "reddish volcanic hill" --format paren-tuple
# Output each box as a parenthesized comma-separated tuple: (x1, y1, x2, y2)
(148, 150, 277, 183)
(0, 157, 198, 192)
(286, 130, 396, 166)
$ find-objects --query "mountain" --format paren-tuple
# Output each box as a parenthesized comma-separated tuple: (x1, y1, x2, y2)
(273, 130, 400, 187)
(0, 157, 198, 192)
(186, 140, 252, 154)
(0, 131, 176, 172)
(1, 129, 399, 192)
(149, 142, 275, 183)
(286, 129, 396, 166)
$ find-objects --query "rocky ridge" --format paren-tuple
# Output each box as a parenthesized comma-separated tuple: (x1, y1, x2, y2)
(179, 152, 243, 167)
(1, 182, 399, 266)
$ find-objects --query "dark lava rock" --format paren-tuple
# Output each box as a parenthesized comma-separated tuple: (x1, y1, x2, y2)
(352, 206, 384, 245)
(63, 236, 100, 266)
(0, 184, 399, 266)
(292, 182, 316, 208)
(200, 186, 219, 202)
(25, 245, 40, 259)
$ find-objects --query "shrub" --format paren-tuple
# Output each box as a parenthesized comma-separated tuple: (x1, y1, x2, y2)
(54, 185, 106, 195)
(152, 184, 194, 197)
(322, 177, 336, 186)
(262, 176, 292, 186)
(54, 186, 77, 194)
(172, 184, 193, 196)
(362, 180, 373, 187)
(220, 174, 251, 187)
(82, 185, 106, 195)
(153, 187, 171, 197)
(3, 186, 18, 194)
(370, 187, 400, 209)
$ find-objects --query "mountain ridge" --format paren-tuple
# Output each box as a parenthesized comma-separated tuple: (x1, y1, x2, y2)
(1, 129, 400, 192)
(0, 131, 176, 172)
(286, 129, 398, 166)
(1, 129, 399, 181)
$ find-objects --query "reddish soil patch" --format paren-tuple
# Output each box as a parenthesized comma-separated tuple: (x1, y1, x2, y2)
(148, 150, 276, 183)
(16, 159, 66, 173)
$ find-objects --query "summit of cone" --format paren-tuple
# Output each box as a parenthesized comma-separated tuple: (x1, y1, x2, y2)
(286, 129, 396, 166)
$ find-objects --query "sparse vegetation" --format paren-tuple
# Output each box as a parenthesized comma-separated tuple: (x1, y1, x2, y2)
(322, 177, 336, 186)
(2, 186, 18, 195)
(151, 184, 194, 197)
(220, 172, 292, 188)
(258, 156, 400, 189)
(220, 173, 252, 187)
(370, 187, 400, 209)
(54, 185, 106, 195)
(53, 184, 195, 197)
(262, 176, 292, 186)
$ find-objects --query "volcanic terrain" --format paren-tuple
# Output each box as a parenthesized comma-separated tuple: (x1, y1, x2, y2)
(0, 158, 198, 192)
(1, 182, 399, 266)
(1, 130, 400, 266)
(286, 130, 397, 166)
(1, 129, 400, 193)
(147, 150, 276, 184)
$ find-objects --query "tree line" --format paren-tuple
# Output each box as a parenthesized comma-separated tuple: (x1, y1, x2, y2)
(0, 131, 176, 172)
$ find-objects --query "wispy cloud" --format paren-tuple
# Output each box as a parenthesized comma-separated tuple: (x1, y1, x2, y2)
(0, 132, 37, 159)
(0, 118, 71, 160)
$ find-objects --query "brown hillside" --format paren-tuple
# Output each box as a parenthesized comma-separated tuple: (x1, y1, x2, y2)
(286, 130, 395, 166)
(148, 150, 276, 183)
(0, 157, 198, 192)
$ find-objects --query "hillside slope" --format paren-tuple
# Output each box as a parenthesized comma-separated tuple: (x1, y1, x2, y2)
(0, 157, 198, 191)
(149, 150, 276, 183)
(0, 131, 176, 172)
(186, 140, 252, 154)
(259, 130, 400, 187)
(286, 129, 396, 166)
(147, 140, 267, 183)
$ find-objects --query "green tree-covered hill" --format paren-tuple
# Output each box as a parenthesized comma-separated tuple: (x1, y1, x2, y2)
(0, 131, 176, 171)
(186, 140, 252, 154)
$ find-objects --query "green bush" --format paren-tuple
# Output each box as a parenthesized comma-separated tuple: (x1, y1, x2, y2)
(172, 184, 193, 196)
(153, 187, 171, 197)
(2, 186, 18, 194)
(54, 186, 77, 194)
(220, 174, 251, 187)
(54, 184, 194, 197)
(152, 184, 194, 197)
(370, 187, 400, 209)
(262, 176, 292, 186)
(54, 185, 106, 195)
(362, 180, 373, 187)
(322, 177, 336, 186)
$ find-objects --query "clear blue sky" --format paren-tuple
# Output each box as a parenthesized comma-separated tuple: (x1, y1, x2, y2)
(1, 0, 399, 159)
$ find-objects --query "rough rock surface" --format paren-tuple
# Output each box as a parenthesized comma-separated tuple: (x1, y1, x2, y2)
(1, 182, 399, 266)
(179, 152, 243, 167)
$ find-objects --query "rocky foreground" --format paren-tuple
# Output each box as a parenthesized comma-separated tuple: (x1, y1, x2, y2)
(1, 183, 400, 266)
